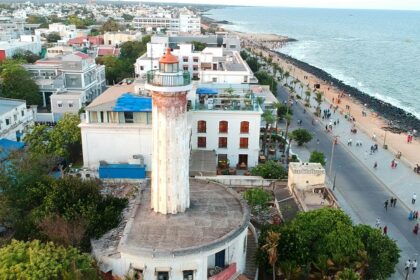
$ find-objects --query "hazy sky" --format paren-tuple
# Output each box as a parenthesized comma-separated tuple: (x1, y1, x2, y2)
(142, 0, 420, 11)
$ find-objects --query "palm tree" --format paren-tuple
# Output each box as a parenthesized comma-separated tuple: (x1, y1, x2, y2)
(262, 110, 275, 156)
(284, 71, 290, 85)
(261, 231, 280, 280)
(305, 90, 312, 107)
(314, 91, 323, 116)
(283, 113, 292, 163)
(278, 67, 284, 81)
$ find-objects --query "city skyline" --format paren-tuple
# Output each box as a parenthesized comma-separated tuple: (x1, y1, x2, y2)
(138, 0, 420, 11)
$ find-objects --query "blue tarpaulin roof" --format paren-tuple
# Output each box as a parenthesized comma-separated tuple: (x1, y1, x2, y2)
(113, 93, 152, 112)
(196, 88, 218, 95)
(0, 138, 24, 161)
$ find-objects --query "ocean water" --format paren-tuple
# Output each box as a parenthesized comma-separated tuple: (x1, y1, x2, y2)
(208, 7, 420, 119)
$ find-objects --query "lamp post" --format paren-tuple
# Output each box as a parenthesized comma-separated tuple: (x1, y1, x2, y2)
(329, 135, 339, 177)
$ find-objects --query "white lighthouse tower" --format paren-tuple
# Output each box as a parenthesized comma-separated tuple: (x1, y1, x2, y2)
(145, 48, 192, 215)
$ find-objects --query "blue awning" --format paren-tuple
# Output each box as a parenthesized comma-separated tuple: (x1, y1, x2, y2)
(196, 87, 218, 95)
(113, 93, 152, 112)
(0, 138, 24, 161)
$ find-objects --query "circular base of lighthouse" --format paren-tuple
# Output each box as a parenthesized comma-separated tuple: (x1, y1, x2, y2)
(93, 179, 250, 280)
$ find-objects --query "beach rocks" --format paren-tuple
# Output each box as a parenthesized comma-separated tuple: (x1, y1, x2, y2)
(273, 50, 420, 132)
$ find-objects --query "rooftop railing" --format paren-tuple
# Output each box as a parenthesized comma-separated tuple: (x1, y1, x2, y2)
(146, 70, 190, 87)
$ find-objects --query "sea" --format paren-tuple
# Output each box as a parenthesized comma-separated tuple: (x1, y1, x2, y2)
(208, 7, 420, 119)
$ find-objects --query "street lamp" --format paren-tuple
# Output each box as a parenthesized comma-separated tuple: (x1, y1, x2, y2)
(329, 135, 339, 177)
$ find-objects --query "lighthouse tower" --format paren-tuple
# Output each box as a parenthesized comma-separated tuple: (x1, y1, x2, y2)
(145, 48, 192, 215)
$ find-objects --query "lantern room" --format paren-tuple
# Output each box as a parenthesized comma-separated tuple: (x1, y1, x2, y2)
(159, 48, 179, 73)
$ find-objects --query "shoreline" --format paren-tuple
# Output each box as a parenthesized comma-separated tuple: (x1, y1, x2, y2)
(270, 50, 420, 132)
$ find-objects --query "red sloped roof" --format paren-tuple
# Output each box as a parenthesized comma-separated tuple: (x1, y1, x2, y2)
(74, 51, 90, 59)
(68, 36, 87, 45)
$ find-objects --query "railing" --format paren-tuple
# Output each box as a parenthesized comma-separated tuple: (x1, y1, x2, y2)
(146, 70, 190, 87)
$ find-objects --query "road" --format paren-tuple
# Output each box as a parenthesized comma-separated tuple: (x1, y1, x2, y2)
(276, 85, 420, 279)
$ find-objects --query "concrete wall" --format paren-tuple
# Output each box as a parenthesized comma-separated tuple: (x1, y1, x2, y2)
(80, 123, 153, 171)
(195, 175, 275, 187)
(98, 226, 247, 280)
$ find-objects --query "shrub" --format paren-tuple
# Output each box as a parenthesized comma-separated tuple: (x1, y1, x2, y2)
(251, 160, 287, 179)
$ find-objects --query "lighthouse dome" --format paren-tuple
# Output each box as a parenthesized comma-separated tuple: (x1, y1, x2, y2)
(159, 48, 179, 73)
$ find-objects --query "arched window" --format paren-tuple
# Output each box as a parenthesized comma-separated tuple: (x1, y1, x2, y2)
(219, 121, 228, 133)
(197, 120, 206, 133)
(240, 121, 249, 134)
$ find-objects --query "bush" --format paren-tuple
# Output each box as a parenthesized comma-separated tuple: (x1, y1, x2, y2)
(290, 128, 313, 146)
(243, 188, 272, 214)
(0, 240, 99, 279)
(251, 160, 287, 179)
(46, 32, 61, 43)
(309, 151, 326, 166)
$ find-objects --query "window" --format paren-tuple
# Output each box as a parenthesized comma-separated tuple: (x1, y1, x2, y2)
(183, 65, 188, 71)
(193, 57, 199, 63)
(21, 110, 25, 117)
(218, 137, 227, 148)
(193, 65, 198, 71)
(212, 77, 217, 83)
(240, 121, 249, 134)
(197, 120, 206, 133)
(140, 66, 144, 70)
(197, 137, 206, 148)
(157, 272, 169, 280)
(183, 57, 189, 63)
(5, 118, 10, 126)
(219, 121, 228, 133)
(183, 270, 194, 280)
(58, 102, 63, 108)
(68, 102, 74, 108)
(124, 112, 134, 123)
(240, 137, 249, 149)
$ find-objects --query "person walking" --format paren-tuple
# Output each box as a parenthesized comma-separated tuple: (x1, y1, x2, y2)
(383, 225, 388, 235)
(375, 217, 381, 228)
(413, 193, 417, 205)
(393, 198, 397, 207)
(374, 161, 378, 169)
(406, 260, 412, 274)
(413, 223, 419, 235)
(390, 197, 394, 207)
(384, 200, 389, 211)
(416, 211, 419, 220)
(409, 211, 414, 221)
(413, 260, 417, 274)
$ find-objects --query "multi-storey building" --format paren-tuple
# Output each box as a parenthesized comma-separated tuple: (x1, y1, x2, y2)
(132, 13, 200, 35)
(103, 31, 142, 46)
(24, 52, 106, 121)
(135, 42, 255, 84)
(0, 35, 42, 61)
(0, 98, 34, 142)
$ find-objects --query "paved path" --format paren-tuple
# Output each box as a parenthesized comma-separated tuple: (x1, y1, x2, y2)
(274, 82, 420, 279)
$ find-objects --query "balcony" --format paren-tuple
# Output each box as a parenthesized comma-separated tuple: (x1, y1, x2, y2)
(146, 70, 190, 87)
(190, 95, 261, 112)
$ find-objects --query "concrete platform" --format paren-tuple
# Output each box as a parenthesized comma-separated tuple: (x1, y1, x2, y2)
(119, 178, 249, 257)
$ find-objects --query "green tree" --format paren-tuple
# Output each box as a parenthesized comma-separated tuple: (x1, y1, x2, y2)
(122, 13, 134, 21)
(246, 56, 260, 73)
(96, 55, 133, 84)
(305, 90, 312, 107)
(262, 110, 275, 155)
(100, 18, 121, 33)
(261, 231, 280, 280)
(0, 239, 100, 279)
(24, 114, 81, 162)
(240, 50, 249, 60)
(0, 60, 41, 105)
(120, 40, 147, 62)
(47, 32, 61, 43)
(26, 15, 47, 24)
(243, 188, 271, 214)
(191, 41, 207, 51)
(314, 91, 323, 116)
(354, 225, 400, 279)
(255, 71, 277, 93)
(12, 50, 41, 63)
(290, 128, 313, 146)
(309, 151, 326, 166)
(250, 160, 287, 179)
(336, 268, 361, 280)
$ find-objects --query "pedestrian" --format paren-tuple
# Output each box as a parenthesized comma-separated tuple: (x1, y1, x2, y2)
(373, 161, 378, 169)
(406, 260, 411, 273)
(416, 211, 419, 220)
(383, 225, 388, 235)
(391, 159, 395, 169)
(413, 193, 417, 205)
(409, 211, 414, 221)
(413, 260, 417, 274)
(375, 217, 381, 228)
(384, 200, 389, 211)
(390, 197, 394, 206)
(393, 198, 397, 207)
(413, 223, 419, 235)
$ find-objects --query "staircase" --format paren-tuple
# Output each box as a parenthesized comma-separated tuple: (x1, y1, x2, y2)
(244, 228, 258, 280)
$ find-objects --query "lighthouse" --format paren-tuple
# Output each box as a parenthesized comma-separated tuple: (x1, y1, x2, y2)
(145, 48, 192, 215)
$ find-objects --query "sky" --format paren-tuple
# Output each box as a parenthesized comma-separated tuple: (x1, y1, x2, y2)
(141, 0, 420, 11)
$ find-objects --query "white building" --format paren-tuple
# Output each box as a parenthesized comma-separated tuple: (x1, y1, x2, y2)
(103, 31, 142, 46)
(132, 13, 200, 35)
(135, 42, 255, 84)
(0, 35, 42, 60)
(0, 98, 34, 142)
(24, 52, 106, 121)
(91, 49, 250, 280)
(35, 23, 89, 44)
